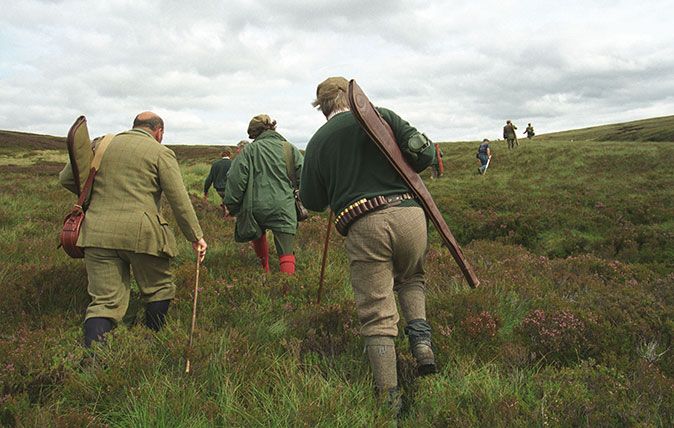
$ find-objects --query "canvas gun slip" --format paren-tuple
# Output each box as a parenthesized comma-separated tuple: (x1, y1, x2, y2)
(60, 119, 114, 259)
(347, 80, 479, 288)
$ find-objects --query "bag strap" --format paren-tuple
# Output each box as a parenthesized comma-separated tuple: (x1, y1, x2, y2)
(282, 142, 298, 189)
(91, 134, 115, 170)
(73, 133, 115, 211)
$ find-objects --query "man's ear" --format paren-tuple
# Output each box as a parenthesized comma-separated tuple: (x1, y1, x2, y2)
(153, 128, 164, 143)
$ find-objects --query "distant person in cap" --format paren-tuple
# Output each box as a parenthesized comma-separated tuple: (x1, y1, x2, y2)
(300, 76, 438, 410)
(476, 138, 492, 174)
(204, 149, 233, 217)
(503, 120, 518, 149)
(524, 123, 535, 140)
(224, 114, 303, 275)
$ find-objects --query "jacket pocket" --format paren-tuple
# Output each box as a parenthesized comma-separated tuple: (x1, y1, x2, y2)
(157, 214, 178, 258)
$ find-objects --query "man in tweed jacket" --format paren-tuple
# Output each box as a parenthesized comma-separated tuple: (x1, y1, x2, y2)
(60, 112, 207, 347)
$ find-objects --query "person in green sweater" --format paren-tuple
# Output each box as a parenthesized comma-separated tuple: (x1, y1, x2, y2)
(224, 114, 303, 275)
(204, 149, 232, 200)
(204, 149, 233, 217)
(300, 77, 438, 408)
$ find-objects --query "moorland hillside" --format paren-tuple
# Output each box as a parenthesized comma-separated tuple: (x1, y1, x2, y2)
(0, 120, 672, 426)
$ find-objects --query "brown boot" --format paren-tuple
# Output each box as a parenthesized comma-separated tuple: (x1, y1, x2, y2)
(411, 341, 437, 376)
(405, 319, 437, 376)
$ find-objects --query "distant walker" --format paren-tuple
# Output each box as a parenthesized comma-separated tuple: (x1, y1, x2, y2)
(503, 120, 518, 149)
(476, 138, 492, 175)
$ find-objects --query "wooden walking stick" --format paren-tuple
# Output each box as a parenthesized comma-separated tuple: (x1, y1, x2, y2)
(185, 249, 202, 374)
(316, 211, 334, 304)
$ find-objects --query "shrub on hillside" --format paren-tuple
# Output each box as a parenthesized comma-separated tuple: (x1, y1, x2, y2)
(289, 303, 359, 359)
(516, 309, 590, 365)
(533, 359, 670, 426)
(460, 310, 500, 339)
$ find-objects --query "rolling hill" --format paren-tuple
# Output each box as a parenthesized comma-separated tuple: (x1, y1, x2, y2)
(0, 117, 672, 426)
(539, 115, 674, 142)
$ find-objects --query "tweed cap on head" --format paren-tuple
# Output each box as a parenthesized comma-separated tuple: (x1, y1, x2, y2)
(312, 76, 349, 108)
(247, 114, 276, 139)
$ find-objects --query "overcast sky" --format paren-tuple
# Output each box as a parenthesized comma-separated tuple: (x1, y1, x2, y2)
(1, 0, 673, 147)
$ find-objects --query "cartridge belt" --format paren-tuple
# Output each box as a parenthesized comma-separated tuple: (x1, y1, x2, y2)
(334, 192, 414, 236)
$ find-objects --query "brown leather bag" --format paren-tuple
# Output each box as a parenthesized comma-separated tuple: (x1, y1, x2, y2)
(59, 131, 114, 258)
(60, 213, 86, 258)
(59, 175, 92, 258)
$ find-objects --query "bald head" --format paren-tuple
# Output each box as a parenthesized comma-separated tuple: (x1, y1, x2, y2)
(133, 111, 164, 143)
(133, 111, 164, 131)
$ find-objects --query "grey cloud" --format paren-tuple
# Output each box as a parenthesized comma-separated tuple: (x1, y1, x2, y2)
(1, 0, 674, 144)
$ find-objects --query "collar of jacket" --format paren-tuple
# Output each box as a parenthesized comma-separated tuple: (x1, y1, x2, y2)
(254, 129, 286, 142)
(128, 128, 157, 140)
(327, 108, 349, 121)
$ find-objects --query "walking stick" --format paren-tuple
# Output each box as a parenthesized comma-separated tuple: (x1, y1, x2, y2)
(316, 211, 334, 304)
(185, 250, 202, 374)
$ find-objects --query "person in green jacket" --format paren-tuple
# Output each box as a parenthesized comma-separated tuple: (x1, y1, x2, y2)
(523, 123, 535, 140)
(204, 149, 233, 217)
(224, 114, 303, 275)
(300, 77, 437, 409)
(59, 112, 207, 347)
(503, 120, 518, 149)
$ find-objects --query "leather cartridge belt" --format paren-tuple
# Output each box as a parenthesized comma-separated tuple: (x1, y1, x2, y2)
(334, 192, 414, 236)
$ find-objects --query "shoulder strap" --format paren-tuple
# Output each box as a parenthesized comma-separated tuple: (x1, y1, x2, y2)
(282, 142, 298, 189)
(91, 133, 115, 170)
(73, 133, 115, 211)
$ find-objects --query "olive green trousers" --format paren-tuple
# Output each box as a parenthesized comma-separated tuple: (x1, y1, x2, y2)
(84, 247, 176, 322)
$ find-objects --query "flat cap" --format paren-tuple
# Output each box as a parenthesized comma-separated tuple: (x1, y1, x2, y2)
(312, 76, 349, 108)
(247, 114, 276, 139)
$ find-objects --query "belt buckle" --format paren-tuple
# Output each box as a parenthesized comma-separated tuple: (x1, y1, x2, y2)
(386, 194, 403, 206)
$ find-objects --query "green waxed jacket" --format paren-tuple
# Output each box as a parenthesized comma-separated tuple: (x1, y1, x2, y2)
(224, 130, 303, 235)
(300, 108, 435, 215)
(59, 128, 203, 258)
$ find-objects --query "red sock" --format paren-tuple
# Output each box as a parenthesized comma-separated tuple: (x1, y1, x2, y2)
(279, 254, 295, 275)
(251, 235, 270, 272)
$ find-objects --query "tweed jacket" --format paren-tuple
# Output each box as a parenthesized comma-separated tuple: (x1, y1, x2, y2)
(59, 128, 203, 257)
